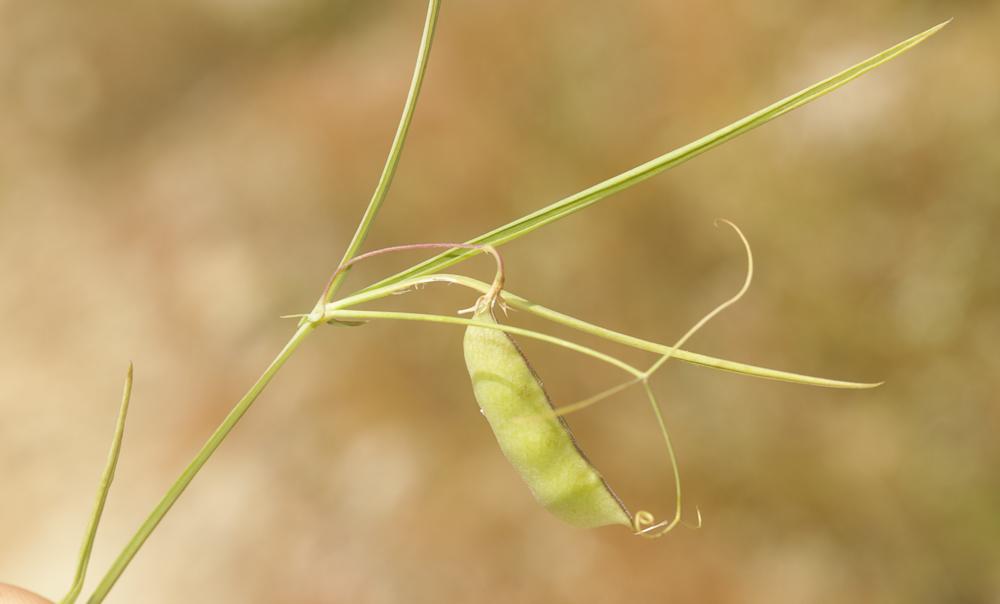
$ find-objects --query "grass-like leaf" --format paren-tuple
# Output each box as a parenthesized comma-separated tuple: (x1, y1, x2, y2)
(60, 364, 133, 604)
(358, 20, 949, 294)
(331, 273, 882, 389)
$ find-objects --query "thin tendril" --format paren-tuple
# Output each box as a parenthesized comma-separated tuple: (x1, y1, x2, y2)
(642, 219, 753, 380)
(631, 381, 690, 538)
(552, 219, 754, 418)
(527, 220, 753, 537)
(551, 378, 642, 418)
(318, 243, 506, 319)
(630, 219, 753, 538)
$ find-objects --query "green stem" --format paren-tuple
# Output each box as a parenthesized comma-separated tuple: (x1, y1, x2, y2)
(320, 0, 441, 305)
(88, 3, 439, 597)
(61, 365, 133, 604)
(86, 323, 317, 604)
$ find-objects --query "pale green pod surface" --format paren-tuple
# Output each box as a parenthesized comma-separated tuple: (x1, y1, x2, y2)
(463, 310, 631, 528)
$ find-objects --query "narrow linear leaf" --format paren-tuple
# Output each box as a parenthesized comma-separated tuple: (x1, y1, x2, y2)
(326, 308, 643, 377)
(359, 21, 949, 293)
(60, 364, 133, 604)
(330, 274, 882, 389)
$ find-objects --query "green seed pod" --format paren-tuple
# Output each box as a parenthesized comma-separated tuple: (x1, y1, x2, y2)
(463, 308, 631, 528)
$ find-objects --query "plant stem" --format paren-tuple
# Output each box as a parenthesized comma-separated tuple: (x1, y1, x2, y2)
(86, 323, 317, 604)
(86, 2, 441, 596)
(320, 0, 441, 305)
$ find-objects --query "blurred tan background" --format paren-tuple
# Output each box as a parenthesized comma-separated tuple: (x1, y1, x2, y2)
(1, 1, 997, 602)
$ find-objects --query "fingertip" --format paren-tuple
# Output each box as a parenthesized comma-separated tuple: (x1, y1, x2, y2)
(0, 583, 53, 604)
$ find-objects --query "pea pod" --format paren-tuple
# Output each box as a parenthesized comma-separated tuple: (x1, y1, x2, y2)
(463, 308, 631, 528)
